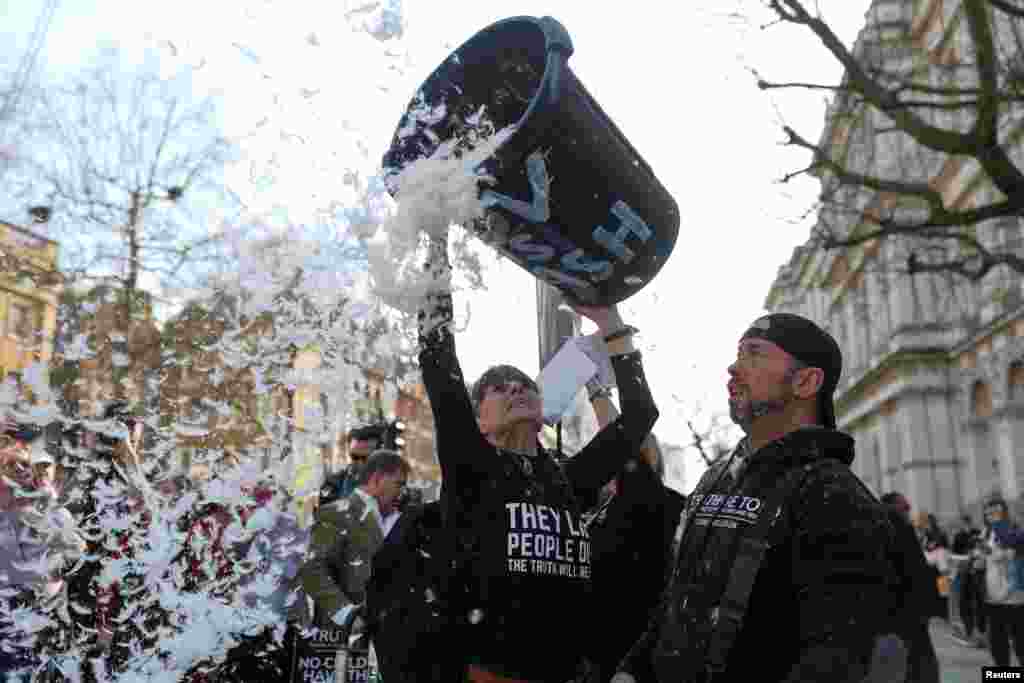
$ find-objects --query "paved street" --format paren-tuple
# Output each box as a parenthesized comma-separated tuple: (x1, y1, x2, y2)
(932, 618, 1005, 683)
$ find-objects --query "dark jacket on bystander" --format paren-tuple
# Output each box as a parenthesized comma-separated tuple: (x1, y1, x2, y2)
(620, 428, 896, 683)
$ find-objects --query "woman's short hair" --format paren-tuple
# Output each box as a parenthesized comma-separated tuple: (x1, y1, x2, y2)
(470, 365, 539, 415)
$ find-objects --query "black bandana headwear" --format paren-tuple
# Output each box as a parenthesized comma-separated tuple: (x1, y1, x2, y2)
(740, 313, 843, 429)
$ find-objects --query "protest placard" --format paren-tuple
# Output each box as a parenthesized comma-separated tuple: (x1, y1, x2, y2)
(290, 628, 379, 683)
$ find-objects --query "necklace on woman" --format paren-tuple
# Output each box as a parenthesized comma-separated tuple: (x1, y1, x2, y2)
(501, 448, 535, 478)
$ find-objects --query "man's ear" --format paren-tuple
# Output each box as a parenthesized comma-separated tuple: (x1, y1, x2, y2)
(794, 366, 824, 400)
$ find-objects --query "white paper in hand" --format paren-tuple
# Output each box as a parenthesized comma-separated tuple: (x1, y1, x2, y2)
(537, 339, 598, 424)
(574, 333, 615, 388)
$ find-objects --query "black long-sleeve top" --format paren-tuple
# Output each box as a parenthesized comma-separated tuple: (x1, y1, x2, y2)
(585, 462, 686, 681)
(417, 288, 658, 682)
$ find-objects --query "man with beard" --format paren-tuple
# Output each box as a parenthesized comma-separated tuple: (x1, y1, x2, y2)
(614, 313, 896, 683)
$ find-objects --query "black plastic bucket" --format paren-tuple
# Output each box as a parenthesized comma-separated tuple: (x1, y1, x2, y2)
(381, 16, 679, 305)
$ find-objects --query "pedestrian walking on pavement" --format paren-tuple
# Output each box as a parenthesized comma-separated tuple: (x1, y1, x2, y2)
(980, 496, 1024, 667)
(880, 492, 940, 683)
(951, 515, 987, 648)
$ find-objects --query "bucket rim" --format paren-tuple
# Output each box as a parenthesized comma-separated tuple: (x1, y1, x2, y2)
(382, 15, 574, 187)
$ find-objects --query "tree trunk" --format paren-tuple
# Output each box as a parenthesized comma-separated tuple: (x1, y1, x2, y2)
(127, 190, 141, 314)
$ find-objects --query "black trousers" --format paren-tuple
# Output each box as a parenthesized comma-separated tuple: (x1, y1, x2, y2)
(902, 619, 940, 683)
(959, 570, 987, 636)
(215, 623, 298, 682)
(986, 603, 1024, 667)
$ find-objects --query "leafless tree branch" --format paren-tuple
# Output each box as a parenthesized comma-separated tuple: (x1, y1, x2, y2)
(990, 0, 1024, 20)
(782, 125, 948, 210)
(758, 0, 1024, 280)
(12, 51, 238, 308)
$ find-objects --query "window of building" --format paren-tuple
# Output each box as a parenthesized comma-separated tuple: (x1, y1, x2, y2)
(6, 302, 36, 340)
(188, 397, 206, 422)
(972, 381, 994, 419)
(1009, 362, 1024, 402)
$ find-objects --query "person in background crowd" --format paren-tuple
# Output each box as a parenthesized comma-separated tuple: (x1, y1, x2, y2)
(218, 478, 311, 681)
(880, 492, 940, 683)
(318, 425, 382, 515)
(233, 480, 309, 620)
(954, 515, 982, 555)
(302, 449, 410, 631)
(980, 496, 1024, 667)
(27, 433, 60, 502)
(155, 472, 190, 501)
(0, 422, 85, 683)
(914, 511, 952, 622)
(417, 234, 658, 683)
(886, 492, 912, 523)
(616, 313, 896, 683)
(582, 376, 686, 683)
(925, 513, 951, 550)
(64, 400, 148, 675)
(951, 515, 987, 648)
(181, 487, 234, 596)
(180, 451, 246, 599)
(367, 498, 455, 683)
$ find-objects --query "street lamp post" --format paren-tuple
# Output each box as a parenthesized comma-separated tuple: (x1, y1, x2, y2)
(536, 280, 582, 455)
(536, 281, 578, 370)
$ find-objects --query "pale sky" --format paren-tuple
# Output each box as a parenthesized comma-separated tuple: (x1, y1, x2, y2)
(1, 0, 873, 491)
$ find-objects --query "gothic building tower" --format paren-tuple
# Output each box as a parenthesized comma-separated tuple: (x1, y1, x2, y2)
(765, 0, 1024, 522)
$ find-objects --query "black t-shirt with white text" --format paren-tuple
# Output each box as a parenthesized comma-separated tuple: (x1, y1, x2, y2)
(418, 314, 658, 682)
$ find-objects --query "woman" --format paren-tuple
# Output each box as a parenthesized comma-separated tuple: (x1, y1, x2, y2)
(914, 510, 952, 621)
(0, 425, 85, 682)
(417, 236, 658, 683)
(879, 493, 940, 683)
(218, 480, 311, 682)
(581, 378, 685, 683)
(64, 401, 150, 673)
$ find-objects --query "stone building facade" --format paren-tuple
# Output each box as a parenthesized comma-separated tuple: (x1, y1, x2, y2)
(64, 284, 162, 419)
(0, 221, 61, 382)
(764, 0, 1024, 523)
